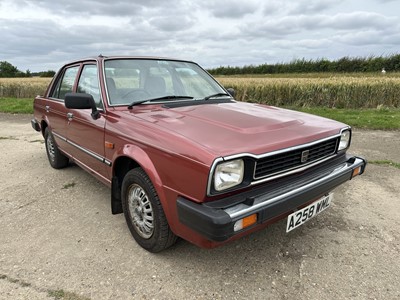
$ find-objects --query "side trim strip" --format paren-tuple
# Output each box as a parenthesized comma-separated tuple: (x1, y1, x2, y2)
(53, 131, 67, 142)
(53, 131, 112, 167)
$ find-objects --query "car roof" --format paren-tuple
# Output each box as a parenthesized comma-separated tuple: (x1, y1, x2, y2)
(63, 55, 194, 66)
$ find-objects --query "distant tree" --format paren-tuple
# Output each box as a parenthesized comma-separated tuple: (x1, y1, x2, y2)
(207, 54, 400, 75)
(39, 70, 56, 77)
(0, 61, 21, 77)
(386, 54, 400, 71)
(0, 61, 33, 77)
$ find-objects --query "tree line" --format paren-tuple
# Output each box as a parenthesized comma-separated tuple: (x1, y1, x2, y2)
(0, 61, 55, 78)
(3, 54, 400, 77)
(208, 54, 400, 75)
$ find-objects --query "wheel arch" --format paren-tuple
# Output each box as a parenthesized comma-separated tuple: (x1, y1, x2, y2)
(110, 146, 169, 221)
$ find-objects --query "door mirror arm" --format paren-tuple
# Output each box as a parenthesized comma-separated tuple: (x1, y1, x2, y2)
(91, 110, 100, 120)
(226, 88, 236, 98)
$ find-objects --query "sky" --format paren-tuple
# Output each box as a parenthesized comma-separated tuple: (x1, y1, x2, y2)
(1, 0, 400, 72)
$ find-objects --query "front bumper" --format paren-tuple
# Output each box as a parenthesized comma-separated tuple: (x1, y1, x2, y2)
(177, 154, 366, 242)
(31, 118, 41, 132)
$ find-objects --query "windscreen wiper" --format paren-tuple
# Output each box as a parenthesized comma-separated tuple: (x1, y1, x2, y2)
(128, 95, 194, 109)
(203, 92, 231, 100)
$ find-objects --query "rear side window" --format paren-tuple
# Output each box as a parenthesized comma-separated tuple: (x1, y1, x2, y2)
(51, 66, 79, 100)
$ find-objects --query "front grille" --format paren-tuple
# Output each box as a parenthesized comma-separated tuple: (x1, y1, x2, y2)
(254, 137, 339, 179)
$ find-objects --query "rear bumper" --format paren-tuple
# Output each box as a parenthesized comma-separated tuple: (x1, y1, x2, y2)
(177, 154, 366, 242)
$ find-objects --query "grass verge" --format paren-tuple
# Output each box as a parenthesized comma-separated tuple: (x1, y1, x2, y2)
(369, 160, 400, 169)
(0, 98, 33, 114)
(287, 107, 400, 130)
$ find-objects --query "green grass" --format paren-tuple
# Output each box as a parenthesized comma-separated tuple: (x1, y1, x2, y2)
(47, 289, 91, 300)
(0, 136, 18, 140)
(0, 273, 31, 288)
(1, 274, 89, 300)
(369, 160, 400, 169)
(62, 182, 76, 190)
(0, 98, 33, 114)
(288, 107, 400, 130)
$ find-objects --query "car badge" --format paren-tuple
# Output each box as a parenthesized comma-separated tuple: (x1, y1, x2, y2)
(301, 150, 310, 163)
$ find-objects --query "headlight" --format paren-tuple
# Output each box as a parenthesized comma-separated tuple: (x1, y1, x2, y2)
(338, 129, 351, 151)
(214, 159, 244, 191)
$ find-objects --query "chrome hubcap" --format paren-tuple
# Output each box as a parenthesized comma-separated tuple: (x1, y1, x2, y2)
(127, 184, 154, 239)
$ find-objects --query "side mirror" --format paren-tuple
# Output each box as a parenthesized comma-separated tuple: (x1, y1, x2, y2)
(65, 93, 100, 120)
(226, 88, 236, 98)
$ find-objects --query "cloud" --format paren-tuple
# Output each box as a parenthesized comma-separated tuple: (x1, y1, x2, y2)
(262, 2, 284, 16)
(334, 30, 385, 46)
(240, 11, 399, 40)
(148, 16, 196, 32)
(289, 0, 343, 14)
(1, 0, 400, 71)
(206, 0, 259, 18)
(11, 0, 168, 16)
(319, 11, 398, 30)
(273, 38, 334, 50)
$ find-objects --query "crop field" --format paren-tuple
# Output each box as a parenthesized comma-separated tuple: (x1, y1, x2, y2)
(216, 74, 400, 109)
(1, 74, 400, 109)
(0, 77, 51, 98)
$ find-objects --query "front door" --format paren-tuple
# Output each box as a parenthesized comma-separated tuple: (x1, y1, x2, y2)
(66, 63, 109, 183)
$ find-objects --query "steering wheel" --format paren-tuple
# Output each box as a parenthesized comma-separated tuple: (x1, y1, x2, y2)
(121, 89, 151, 100)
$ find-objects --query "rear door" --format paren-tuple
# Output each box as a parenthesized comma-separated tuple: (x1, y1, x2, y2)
(65, 63, 109, 182)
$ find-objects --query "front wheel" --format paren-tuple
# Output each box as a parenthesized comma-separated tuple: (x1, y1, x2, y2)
(121, 168, 177, 252)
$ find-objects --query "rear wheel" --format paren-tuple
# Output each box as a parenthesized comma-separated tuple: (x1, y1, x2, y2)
(122, 168, 177, 252)
(44, 128, 69, 169)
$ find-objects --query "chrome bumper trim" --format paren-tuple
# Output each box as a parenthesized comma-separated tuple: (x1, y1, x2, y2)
(224, 157, 365, 219)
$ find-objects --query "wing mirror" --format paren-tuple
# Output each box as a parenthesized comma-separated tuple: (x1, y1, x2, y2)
(65, 93, 100, 120)
(226, 88, 236, 98)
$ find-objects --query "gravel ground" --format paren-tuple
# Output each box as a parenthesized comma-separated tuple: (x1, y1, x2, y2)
(0, 113, 399, 300)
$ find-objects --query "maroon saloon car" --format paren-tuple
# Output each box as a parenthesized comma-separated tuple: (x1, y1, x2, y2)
(32, 56, 366, 252)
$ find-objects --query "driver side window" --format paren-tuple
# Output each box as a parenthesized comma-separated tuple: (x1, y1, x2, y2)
(77, 64, 102, 108)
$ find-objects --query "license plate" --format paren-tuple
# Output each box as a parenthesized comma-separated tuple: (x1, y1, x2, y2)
(286, 193, 333, 232)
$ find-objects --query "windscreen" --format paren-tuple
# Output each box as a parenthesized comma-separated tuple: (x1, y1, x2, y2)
(104, 59, 226, 105)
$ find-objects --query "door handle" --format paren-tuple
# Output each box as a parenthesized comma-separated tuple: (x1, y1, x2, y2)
(67, 112, 74, 120)
(45, 105, 50, 112)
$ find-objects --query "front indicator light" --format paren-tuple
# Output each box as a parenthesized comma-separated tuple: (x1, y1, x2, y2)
(352, 166, 362, 178)
(234, 214, 257, 232)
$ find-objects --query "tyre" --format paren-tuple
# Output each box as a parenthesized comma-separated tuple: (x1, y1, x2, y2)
(121, 168, 177, 252)
(44, 128, 69, 169)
